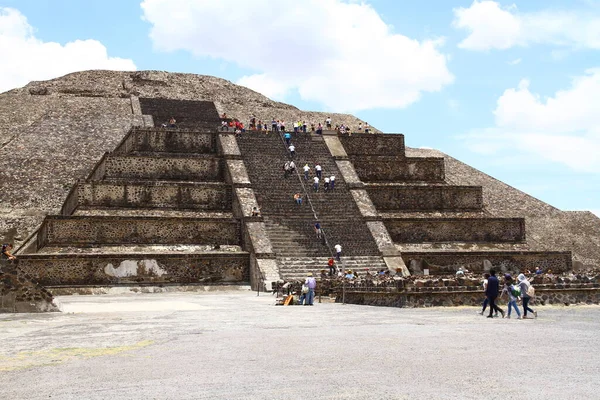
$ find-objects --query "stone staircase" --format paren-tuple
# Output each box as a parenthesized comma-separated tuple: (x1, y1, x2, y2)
(278, 256, 387, 280)
(236, 132, 383, 280)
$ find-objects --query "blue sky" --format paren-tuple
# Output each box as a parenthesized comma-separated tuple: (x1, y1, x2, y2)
(0, 0, 598, 216)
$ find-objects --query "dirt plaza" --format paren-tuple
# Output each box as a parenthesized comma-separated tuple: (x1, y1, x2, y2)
(1, 291, 599, 399)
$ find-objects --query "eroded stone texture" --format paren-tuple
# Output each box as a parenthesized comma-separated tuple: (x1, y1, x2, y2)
(402, 251, 572, 275)
(77, 181, 232, 211)
(234, 188, 259, 217)
(18, 253, 249, 285)
(218, 133, 241, 157)
(405, 147, 600, 268)
(245, 222, 274, 255)
(339, 134, 405, 156)
(103, 155, 224, 181)
(115, 128, 217, 154)
(351, 156, 445, 182)
(226, 160, 250, 186)
(384, 218, 525, 243)
(350, 189, 378, 218)
(322, 135, 348, 158)
(41, 216, 240, 247)
(366, 221, 398, 256)
(367, 185, 483, 211)
(335, 160, 361, 185)
(0, 262, 58, 312)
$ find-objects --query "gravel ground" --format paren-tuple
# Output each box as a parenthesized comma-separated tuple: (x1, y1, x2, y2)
(0, 292, 599, 399)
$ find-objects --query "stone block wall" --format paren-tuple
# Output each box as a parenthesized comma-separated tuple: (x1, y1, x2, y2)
(17, 253, 249, 286)
(41, 216, 241, 247)
(339, 287, 600, 307)
(114, 128, 217, 154)
(351, 156, 445, 182)
(402, 251, 573, 275)
(0, 262, 58, 312)
(76, 181, 232, 210)
(385, 218, 525, 243)
(139, 98, 221, 128)
(338, 134, 405, 156)
(367, 185, 483, 211)
(103, 155, 224, 181)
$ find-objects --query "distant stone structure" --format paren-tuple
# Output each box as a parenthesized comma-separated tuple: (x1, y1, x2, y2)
(1, 70, 599, 311)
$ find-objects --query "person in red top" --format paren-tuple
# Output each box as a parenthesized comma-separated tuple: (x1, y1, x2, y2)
(327, 258, 335, 276)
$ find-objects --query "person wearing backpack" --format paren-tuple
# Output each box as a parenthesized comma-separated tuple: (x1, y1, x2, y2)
(517, 274, 537, 318)
(500, 280, 522, 319)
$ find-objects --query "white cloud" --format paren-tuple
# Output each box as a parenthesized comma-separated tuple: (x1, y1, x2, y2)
(140, 0, 454, 112)
(461, 69, 600, 173)
(453, 1, 600, 51)
(0, 7, 136, 93)
(508, 58, 521, 65)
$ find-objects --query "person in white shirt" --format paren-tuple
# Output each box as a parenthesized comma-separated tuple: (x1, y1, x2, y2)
(326, 117, 332, 129)
(289, 144, 295, 157)
(324, 177, 330, 191)
(315, 164, 322, 179)
(334, 243, 342, 261)
(313, 176, 319, 191)
(329, 175, 335, 190)
(303, 164, 310, 180)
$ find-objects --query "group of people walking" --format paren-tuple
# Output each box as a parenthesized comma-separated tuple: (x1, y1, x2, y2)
(481, 269, 537, 319)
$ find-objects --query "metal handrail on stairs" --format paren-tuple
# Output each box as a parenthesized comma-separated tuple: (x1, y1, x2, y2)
(276, 130, 336, 261)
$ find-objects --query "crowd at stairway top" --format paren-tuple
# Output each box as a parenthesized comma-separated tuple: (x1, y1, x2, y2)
(220, 113, 373, 135)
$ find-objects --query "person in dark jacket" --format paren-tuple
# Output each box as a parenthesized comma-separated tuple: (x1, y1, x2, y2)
(485, 269, 505, 318)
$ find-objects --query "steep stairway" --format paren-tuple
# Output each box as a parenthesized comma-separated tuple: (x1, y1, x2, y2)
(236, 131, 382, 280)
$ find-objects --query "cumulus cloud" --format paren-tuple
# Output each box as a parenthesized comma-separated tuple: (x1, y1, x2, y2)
(0, 7, 136, 93)
(453, 1, 600, 51)
(140, 0, 454, 111)
(461, 69, 600, 174)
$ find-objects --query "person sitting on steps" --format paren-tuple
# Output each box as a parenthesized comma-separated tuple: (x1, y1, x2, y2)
(294, 193, 302, 205)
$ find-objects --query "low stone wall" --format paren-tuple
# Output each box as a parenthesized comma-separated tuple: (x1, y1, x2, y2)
(0, 261, 58, 312)
(116, 128, 217, 154)
(339, 134, 405, 156)
(368, 185, 483, 211)
(17, 253, 249, 286)
(103, 155, 224, 181)
(402, 251, 573, 274)
(77, 181, 232, 210)
(351, 156, 445, 182)
(42, 216, 241, 247)
(339, 287, 600, 307)
(385, 218, 525, 243)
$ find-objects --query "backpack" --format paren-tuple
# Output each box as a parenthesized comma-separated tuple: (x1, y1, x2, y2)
(526, 284, 535, 298)
(510, 285, 521, 297)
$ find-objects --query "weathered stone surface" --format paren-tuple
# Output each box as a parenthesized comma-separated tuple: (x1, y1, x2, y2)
(350, 189, 378, 218)
(226, 160, 250, 186)
(234, 188, 259, 217)
(0, 70, 372, 248)
(405, 147, 600, 267)
(0, 262, 58, 312)
(335, 160, 361, 185)
(245, 222, 274, 255)
(322, 135, 348, 158)
(18, 253, 249, 286)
